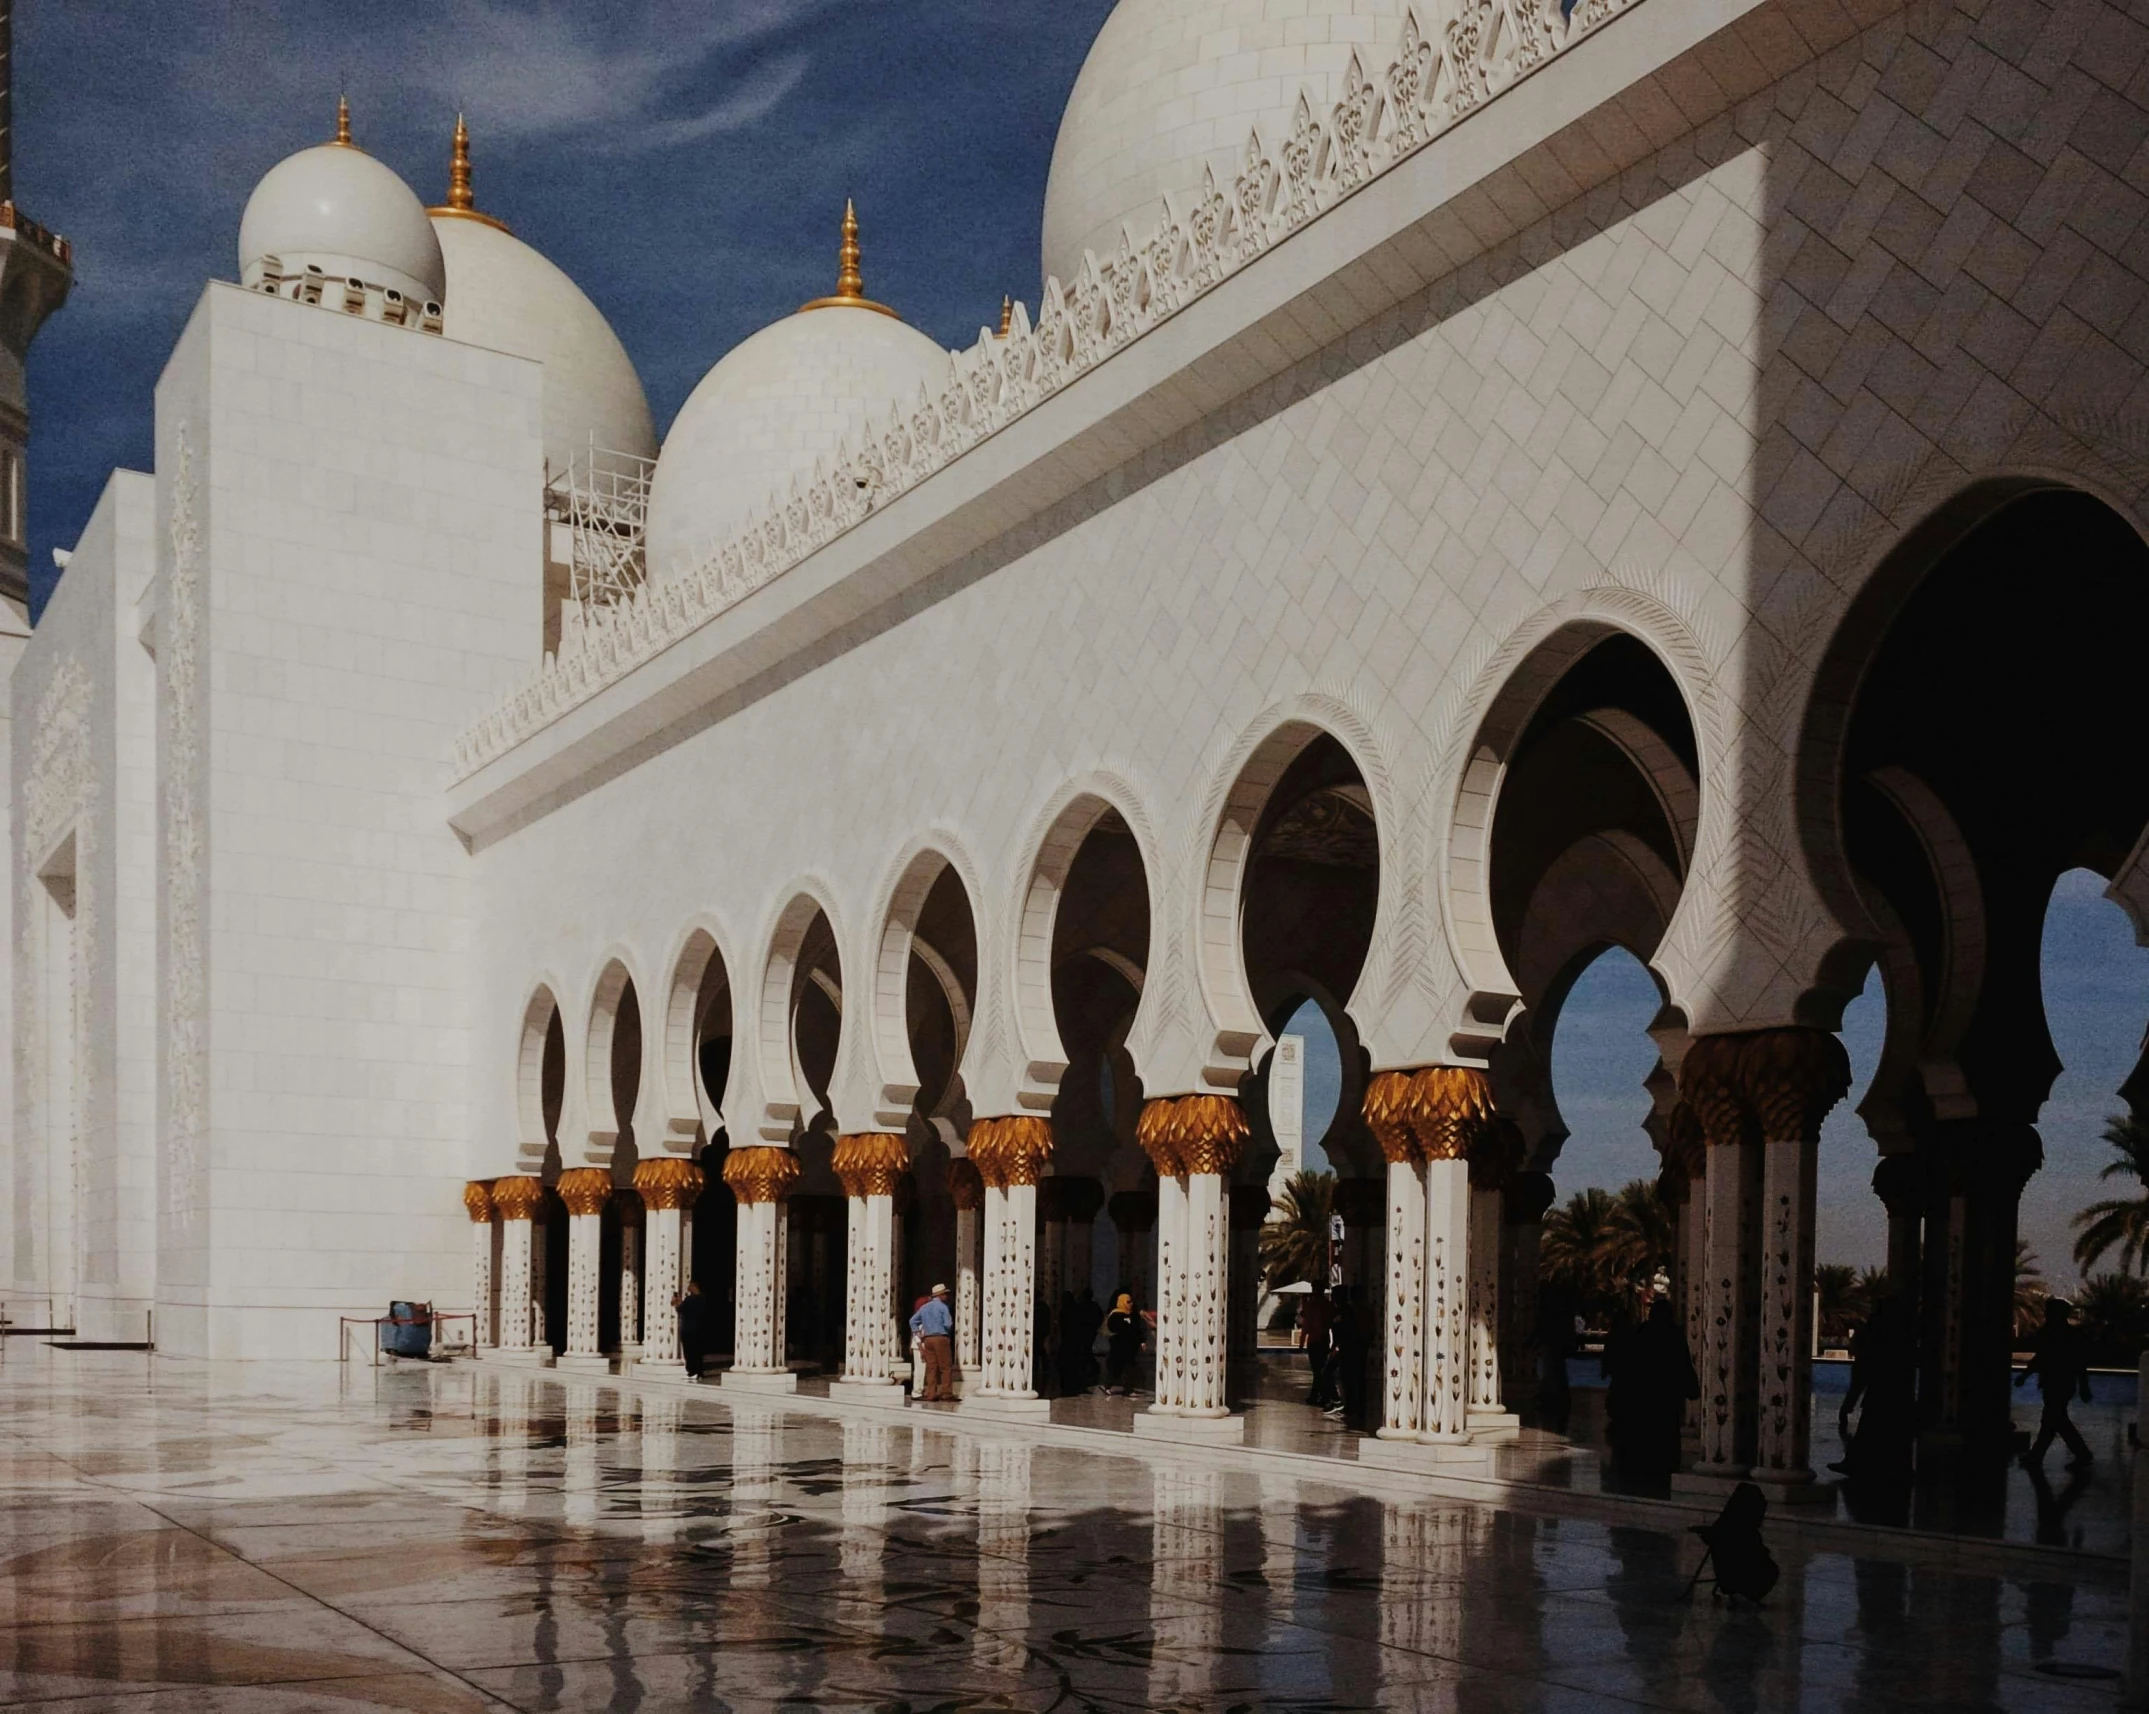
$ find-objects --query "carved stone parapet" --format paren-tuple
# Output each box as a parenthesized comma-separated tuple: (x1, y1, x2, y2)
(1331, 1176, 1385, 1229)
(1138, 1093, 1249, 1176)
(491, 1175, 544, 1222)
(636, 1156, 707, 1212)
(555, 1167, 612, 1217)
(719, 1147, 797, 1206)
(1678, 1028, 1851, 1145)
(462, 1180, 494, 1223)
(966, 1115, 1053, 1188)
(946, 1155, 985, 1211)
(831, 1131, 910, 1199)
(1109, 1189, 1157, 1233)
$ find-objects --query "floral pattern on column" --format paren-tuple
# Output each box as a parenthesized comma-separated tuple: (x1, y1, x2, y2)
(1138, 1094, 1248, 1419)
(1365, 1072, 1425, 1440)
(616, 1191, 644, 1349)
(490, 1175, 545, 1354)
(1412, 1067, 1493, 1442)
(556, 1168, 613, 1359)
(723, 1147, 800, 1374)
(949, 1156, 984, 1378)
(833, 1132, 911, 1384)
(634, 1157, 706, 1371)
(463, 1180, 496, 1348)
(967, 1116, 1052, 1397)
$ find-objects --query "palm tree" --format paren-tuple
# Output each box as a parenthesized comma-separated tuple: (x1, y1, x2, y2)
(2072, 1114, 2149, 1275)
(1603, 1179, 1675, 1290)
(1541, 1187, 1618, 1321)
(2073, 1271, 2149, 1366)
(1855, 1265, 1891, 1309)
(2013, 1239, 2048, 1339)
(1815, 1263, 1862, 1342)
(1258, 1170, 1332, 1289)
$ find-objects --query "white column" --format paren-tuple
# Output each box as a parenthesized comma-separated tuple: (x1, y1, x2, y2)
(1181, 1170, 1230, 1417)
(466, 1188, 496, 1349)
(498, 1213, 537, 1356)
(1000, 1181, 1039, 1397)
(955, 1202, 982, 1377)
(1380, 1157, 1426, 1439)
(733, 1200, 786, 1373)
(564, 1211, 602, 1359)
(618, 1221, 642, 1352)
(837, 1191, 900, 1391)
(527, 1212, 549, 1349)
(640, 1204, 685, 1371)
(1466, 1181, 1511, 1431)
(1420, 1157, 1472, 1443)
(1754, 1133, 1819, 1487)
(1150, 1173, 1188, 1413)
(1696, 1141, 1748, 1475)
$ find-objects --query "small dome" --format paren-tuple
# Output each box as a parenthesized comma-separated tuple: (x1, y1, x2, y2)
(645, 205, 947, 581)
(239, 101, 446, 303)
(1041, 0, 1414, 287)
(428, 122, 655, 481)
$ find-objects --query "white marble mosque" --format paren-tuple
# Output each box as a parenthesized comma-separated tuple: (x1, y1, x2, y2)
(7, 0, 2149, 1516)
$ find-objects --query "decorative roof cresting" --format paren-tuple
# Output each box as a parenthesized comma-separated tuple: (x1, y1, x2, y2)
(453, 0, 1628, 779)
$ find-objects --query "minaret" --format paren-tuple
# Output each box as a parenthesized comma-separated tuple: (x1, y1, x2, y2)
(0, 0, 72, 618)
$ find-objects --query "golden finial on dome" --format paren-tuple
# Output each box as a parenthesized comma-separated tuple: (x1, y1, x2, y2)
(428, 112, 511, 231)
(997, 295, 1013, 338)
(801, 198, 897, 318)
(333, 93, 353, 148)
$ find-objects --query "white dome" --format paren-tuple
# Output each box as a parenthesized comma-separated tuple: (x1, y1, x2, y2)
(1042, 0, 1415, 287)
(239, 139, 446, 304)
(432, 212, 656, 482)
(645, 302, 948, 580)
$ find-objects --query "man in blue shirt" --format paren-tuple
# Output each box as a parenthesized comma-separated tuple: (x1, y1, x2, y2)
(910, 1283, 955, 1401)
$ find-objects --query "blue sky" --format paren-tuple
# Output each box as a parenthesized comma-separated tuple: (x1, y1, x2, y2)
(22, 7, 2149, 1281)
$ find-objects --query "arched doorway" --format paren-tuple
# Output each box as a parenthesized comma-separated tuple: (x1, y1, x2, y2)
(763, 898, 845, 1371)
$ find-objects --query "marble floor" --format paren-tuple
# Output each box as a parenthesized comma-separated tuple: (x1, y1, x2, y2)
(0, 1342, 2132, 1711)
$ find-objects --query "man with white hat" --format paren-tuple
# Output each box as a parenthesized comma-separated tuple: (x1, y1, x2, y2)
(909, 1283, 956, 1402)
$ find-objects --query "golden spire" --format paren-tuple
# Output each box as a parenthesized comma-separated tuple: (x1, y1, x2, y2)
(997, 295, 1013, 338)
(333, 93, 353, 148)
(428, 112, 510, 231)
(801, 198, 897, 318)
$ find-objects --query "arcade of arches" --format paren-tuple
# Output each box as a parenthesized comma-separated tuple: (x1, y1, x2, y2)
(459, 489, 2149, 1496)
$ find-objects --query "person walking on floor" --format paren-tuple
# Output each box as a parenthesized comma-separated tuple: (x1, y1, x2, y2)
(2018, 1296, 2095, 1470)
(673, 1279, 708, 1379)
(1104, 1292, 1143, 1395)
(909, 1283, 956, 1402)
(1301, 1285, 1335, 1407)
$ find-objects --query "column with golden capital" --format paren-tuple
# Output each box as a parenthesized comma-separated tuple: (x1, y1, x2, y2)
(960, 1116, 1053, 1415)
(556, 1168, 613, 1369)
(489, 1175, 550, 1362)
(1133, 1093, 1248, 1439)
(633, 1157, 705, 1378)
(615, 1191, 644, 1354)
(1679, 1027, 1849, 1493)
(948, 1156, 985, 1380)
(463, 1181, 498, 1350)
(831, 1133, 911, 1395)
(1365, 1071, 1427, 1439)
(722, 1146, 801, 1391)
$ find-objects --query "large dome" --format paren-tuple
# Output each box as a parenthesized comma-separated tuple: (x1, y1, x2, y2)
(428, 125, 656, 483)
(1041, 0, 1415, 287)
(644, 207, 948, 582)
(238, 102, 446, 303)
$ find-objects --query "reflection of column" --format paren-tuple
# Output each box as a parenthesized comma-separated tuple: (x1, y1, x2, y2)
(1148, 1465, 1222, 1710)
(617, 1191, 644, 1356)
(1108, 1190, 1156, 1313)
(491, 1367, 534, 1513)
(1378, 1496, 1481, 1698)
(962, 1117, 1052, 1415)
(557, 1168, 612, 1368)
(638, 1393, 683, 1546)
(563, 1384, 601, 1525)
(1466, 1121, 1519, 1436)
(949, 1158, 984, 1384)
(1135, 1094, 1247, 1439)
(634, 1157, 705, 1377)
(1259, 1474, 1300, 1628)
(841, 1418, 895, 1684)
(1680, 1028, 1848, 1492)
(490, 1176, 547, 1361)
(1227, 1183, 1269, 1405)
(833, 1133, 909, 1395)
(723, 1147, 801, 1391)
(463, 1181, 497, 1349)
(729, 1405, 785, 1591)
(973, 1437, 1033, 1671)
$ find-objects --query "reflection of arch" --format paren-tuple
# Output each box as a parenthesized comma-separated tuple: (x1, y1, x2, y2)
(515, 982, 563, 1171)
(1011, 779, 1157, 1105)
(756, 886, 842, 1143)
(661, 922, 732, 1156)
(583, 955, 639, 1165)
(871, 840, 982, 1128)
(1443, 622, 1703, 1055)
(1196, 712, 1385, 1084)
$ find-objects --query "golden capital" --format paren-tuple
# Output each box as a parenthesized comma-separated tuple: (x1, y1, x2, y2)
(1362, 1070, 1421, 1165)
(1409, 1065, 1494, 1161)
(634, 1156, 707, 1212)
(721, 1146, 800, 1206)
(555, 1167, 612, 1217)
(1678, 1028, 1849, 1145)
(832, 1132, 911, 1199)
(967, 1115, 1053, 1189)
(1135, 1098, 1183, 1177)
(946, 1155, 985, 1211)
(462, 1180, 494, 1223)
(1178, 1094, 1250, 1176)
(491, 1175, 544, 1221)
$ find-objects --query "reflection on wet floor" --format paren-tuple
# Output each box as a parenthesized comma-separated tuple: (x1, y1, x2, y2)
(0, 1345, 2130, 1710)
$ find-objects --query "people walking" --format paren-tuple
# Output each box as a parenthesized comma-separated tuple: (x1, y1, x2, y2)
(673, 1279, 708, 1378)
(1104, 1292, 1143, 1395)
(1830, 1289, 1916, 1505)
(2018, 1297, 2095, 1469)
(1606, 1296, 1699, 1488)
(1301, 1285, 1335, 1407)
(909, 1283, 956, 1402)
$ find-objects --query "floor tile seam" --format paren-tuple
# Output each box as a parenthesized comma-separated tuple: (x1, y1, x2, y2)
(5, 1667, 501, 1710)
(531, 1364, 2131, 1580)
(113, 1493, 525, 1710)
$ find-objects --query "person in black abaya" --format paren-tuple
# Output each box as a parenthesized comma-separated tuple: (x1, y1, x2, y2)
(1831, 1289, 1916, 1517)
(1607, 1296, 1699, 1488)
